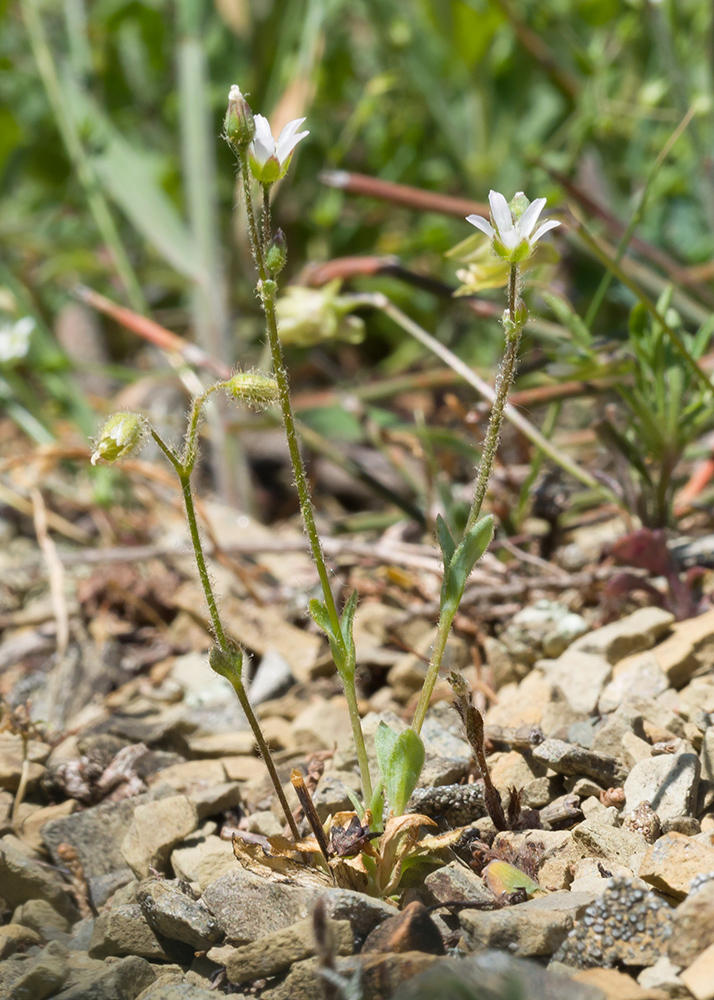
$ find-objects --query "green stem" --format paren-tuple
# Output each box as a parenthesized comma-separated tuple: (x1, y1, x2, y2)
(467, 265, 523, 530)
(411, 606, 455, 735)
(152, 420, 299, 838)
(238, 151, 373, 804)
(413, 264, 525, 735)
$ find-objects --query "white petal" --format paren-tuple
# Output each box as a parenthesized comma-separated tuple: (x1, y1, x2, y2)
(488, 190, 514, 238)
(251, 114, 275, 164)
(276, 118, 309, 163)
(228, 84, 244, 102)
(532, 219, 561, 242)
(517, 197, 546, 239)
(465, 214, 494, 238)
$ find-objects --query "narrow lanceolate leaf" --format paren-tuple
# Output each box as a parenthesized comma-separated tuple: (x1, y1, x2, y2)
(374, 723, 425, 816)
(443, 515, 494, 609)
(340, 590, 359, 665)
(435, 513, 456, 569)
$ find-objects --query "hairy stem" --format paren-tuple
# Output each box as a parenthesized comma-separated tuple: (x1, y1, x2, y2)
(239, 151, 373, 804)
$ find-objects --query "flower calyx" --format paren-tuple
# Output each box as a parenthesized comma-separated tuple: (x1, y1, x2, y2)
(91, 412, 149, 465)
(248, 114, 309, 185)
(225, 85, 255, 151)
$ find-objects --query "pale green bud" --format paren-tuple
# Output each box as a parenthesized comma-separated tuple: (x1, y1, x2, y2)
(223, 369, 279, 410)
(225, 85, 255, 151)
(91, 412, 148, 465)
(265, 229, 288, 277)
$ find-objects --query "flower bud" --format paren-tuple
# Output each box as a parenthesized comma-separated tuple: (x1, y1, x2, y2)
(265, 229, 288, 277)
(223, 369, 279, 410)
(209, 643, 243, 682)
(276, 280, 366, 348)
(90, 412, 148, 465)
(224, 85, 255, 151)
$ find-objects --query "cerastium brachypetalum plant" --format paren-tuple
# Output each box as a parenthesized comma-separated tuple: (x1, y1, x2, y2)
(90, 86, 561, 870)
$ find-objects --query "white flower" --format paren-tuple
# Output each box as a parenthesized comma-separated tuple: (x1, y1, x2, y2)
(0, 316, 34, 363)
(466, 190, 560, 263)
(248, 114, 309, 185)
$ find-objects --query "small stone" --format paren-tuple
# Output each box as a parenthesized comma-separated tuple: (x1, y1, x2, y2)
(0, 734, 49, 792)
(668, 880, 714, 966)
(0, 939, 68, 1000)
(572, 967, 662, 999)
(459, 891, 595, 957)
(210, 914, 353, 983)
(88, 868, 135, 910)
(532, 739, 624, 787)
(245, 809, 284, 838)
(312, 773, 361, 821)
(11, 898, 70, 940)
(422, 861, 494, 908)
(0, 836, 77, 920)
(121, 795, 198, 878)
(201, 869, 315, 944)
(573, 817, 648, 869)
(136, 878, 221, 949)
(571, 607, 674, 664)
(88, 903, 175, 961)
(135, 984, 219, 1000)
(54, 953, 156, 1000)
(170, 833, 234, 888)
(599, 655, 669, 715)
(490, 751, 556, 809)
(637, 955, 687, 997)
(248, 648, 295, 705)
(291, 698, 354, 752)
(701, 727, 714, 782)
(621, 731, 654, 770)
(0, 923, 42, 959)
(640, 832, 714, 899)
(591, 708, 647, 757)
(624, 755, 700, 824)
(538, 650, 612, 715)
(681, 941, 714, 1000)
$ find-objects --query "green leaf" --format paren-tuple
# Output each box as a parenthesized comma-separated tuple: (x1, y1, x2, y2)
(443, 515, 494, 609)
(435, 513, 456, 568)
(308, 598, 335, 640)
(483, 859, 543, 898)
(340, 590, 359, 664)
(375, 723, 425, 816)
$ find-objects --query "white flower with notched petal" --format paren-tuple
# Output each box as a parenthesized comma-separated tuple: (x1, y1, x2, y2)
(466, 190, 560, 263)
(248, 114, 309, 185)
(0, 316, 34, 363)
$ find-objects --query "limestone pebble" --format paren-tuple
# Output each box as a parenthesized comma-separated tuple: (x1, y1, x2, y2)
(554, 877, 673, 969)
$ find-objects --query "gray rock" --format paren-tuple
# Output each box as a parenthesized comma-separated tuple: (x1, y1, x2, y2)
(88, 868, 135, 910)
(570, 607, 674, 664)
(531, 739, 624, 787)
(88, 903, 181, 961)
(312, 774, 359, 822)
(209, 915, 353, 983)
(248, 649, 295, 705)
(700, 725, 714, 781)
(0, 940, 68, 1000)
(590, 707, 647, 758)
(421, 861, 494, 907)
(11, 898, 69, 941)
(572, 817, 648, 868)
(391, 951, 605, 1000)
(318, 887, 394, 941)
(668, 879, 714, 967)
(500, 601, 588, 667)
(136, 878, 221, 949)
(408, 784, 486, 826)
(201, 868, 315, 944)
(135, 985, 219, 1000)
(460, 891, 596, 957)
(121, 795, 198, 878)
(624, 753, 700, 823)
(42, 791, 170, 879)
(189, 781, 242, 821)
(0, 837, 76, 921)
(598, 654, 669, 715)
(54, 954, 156, 1000)
(538, 650, 612, 716)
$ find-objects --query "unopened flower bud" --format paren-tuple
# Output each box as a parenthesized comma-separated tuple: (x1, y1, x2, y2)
(225, 85, 255, 151)
(223, 369, 279, 410)
(276, 279, 366, 347)
(209, 643, 243, 682)
(90, 412, 148, 465)
(265, 229, 288, 277)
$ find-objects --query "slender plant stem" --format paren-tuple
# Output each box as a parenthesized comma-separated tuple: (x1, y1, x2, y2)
(262, 184, 272, 250)
(232, 679, 300, 839)
(411, 607, 455, 735)
(238, 152, 373, 804)
(467, 265, 522, 530)
(151, 420, 299, 837)
(412, 265, 526, 736)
